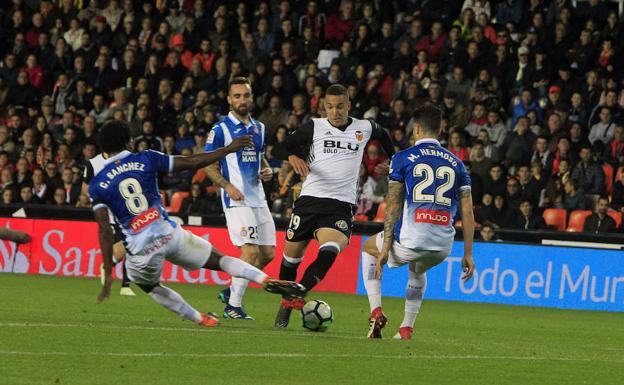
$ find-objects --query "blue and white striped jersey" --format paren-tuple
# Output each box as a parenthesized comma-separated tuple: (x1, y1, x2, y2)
(88, 150, 177, 255)
(204, 112, 267, 209)
(389, 139, 471, 251)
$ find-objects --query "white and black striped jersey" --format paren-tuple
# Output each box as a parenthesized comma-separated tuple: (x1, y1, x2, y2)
(83, 153, 106, 183)
(273, 117, 394, 206)
(83, 153, 116, 225)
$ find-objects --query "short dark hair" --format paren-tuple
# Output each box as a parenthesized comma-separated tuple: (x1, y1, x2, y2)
(412, 105, 442, 134)
(98, 120, 130, 154)
(325, 84, 348, 97)
(537, 135, 549, 142)
(228, 76, 251, 93)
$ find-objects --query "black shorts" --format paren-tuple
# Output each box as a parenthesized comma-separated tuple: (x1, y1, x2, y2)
(285, 196, 355, 243)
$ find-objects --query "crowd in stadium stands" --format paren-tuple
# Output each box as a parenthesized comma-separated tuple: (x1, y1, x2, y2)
(0, 0, 623, 236)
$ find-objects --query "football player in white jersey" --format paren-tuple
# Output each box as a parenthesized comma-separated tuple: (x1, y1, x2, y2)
(362, 105, 475, 340)
(271, 84, 395, 327)
(82, 147, 135, 296)
(204, 77, 276, 320)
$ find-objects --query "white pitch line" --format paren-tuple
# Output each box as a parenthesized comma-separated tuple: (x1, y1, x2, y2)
(1, 323, 620, 363)
(0, 350, 610, 362)
(0, 322, 365, 340)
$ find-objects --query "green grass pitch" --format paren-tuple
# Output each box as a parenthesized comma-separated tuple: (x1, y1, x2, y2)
(0, 274, 622, 385)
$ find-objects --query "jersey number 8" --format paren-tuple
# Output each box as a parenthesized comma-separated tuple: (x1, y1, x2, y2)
(119, 178, 149, 215)
(412, 164, 455, 206)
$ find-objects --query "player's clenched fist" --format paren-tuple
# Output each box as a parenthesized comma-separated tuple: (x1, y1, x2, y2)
(225, 183, 245, 201)
(288, 155, 309, 176)
(260, 167, 273, 181)
(228, 135, 253, 151)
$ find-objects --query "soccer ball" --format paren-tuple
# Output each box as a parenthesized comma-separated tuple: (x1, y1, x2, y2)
(301, 300, 333, 332)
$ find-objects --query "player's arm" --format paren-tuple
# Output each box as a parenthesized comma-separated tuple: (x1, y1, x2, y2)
(204, 162, 245, 200)
(202, 126, 246, 200)
(81, 162, 94, 197)
(260, 155, 273, 181)
(374, 181, 405, 279)
(94, 206, 114, 303)
(173, 136, 252, 172)
(459, 188, 475, 281)
(272, 121, 314, 176)
(369, 120, 396, 158)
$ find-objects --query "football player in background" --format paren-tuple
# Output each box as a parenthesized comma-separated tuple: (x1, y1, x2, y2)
(204, 77, 275, 320)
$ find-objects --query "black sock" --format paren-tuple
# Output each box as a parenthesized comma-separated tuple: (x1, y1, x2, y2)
(279, 256, 301, 282)
(121, 260, 131, 287)
(299, 243, 340, 291)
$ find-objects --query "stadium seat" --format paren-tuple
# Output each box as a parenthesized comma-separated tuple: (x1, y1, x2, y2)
(603, 163, 614, 196)
(354, 214, 369, 221)
(166, 192, 189, 213)
(542, 208, 567, 231)
(608, 209, 622, 228)
(566, 210, 592, 232)
(373, 202, 386, 222)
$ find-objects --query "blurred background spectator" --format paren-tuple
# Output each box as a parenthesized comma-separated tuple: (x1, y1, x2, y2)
(0, 0, 622, 234)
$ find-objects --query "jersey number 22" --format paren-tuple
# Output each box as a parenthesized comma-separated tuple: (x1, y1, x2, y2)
(412, 164, 455, 206)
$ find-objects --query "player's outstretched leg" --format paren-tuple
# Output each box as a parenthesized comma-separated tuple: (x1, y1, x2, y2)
(394, 264, 427, 340)
(205, 251, 306, 300)
(362, 234, 387, 338)
(138, 283, 219, 327)
(220, 245, 275, 320)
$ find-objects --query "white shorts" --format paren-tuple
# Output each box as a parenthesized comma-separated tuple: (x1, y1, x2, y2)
(375, 232, 449, 272)
(125, 225, 212, 285)
(224, 206, 276, 247)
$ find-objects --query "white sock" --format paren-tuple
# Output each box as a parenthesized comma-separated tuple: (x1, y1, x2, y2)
(228, 277, 249, 308)
(219, 256, 268, 284)
(149, 285, 202, 323)
(362, 251, 382, 312)
(401, 270, 426, 328)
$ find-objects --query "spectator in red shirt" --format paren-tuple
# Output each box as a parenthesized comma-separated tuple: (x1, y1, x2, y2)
(26, 13, 45, 48)
(193, 38, 216, 74)
(22, 54, 44, 91)
(415, 21, 447, 61)
(298, 1, 326, 39)
(171, 34, 194, 70)
(325, 0, 356, 47)
(448, 131, 470, 161)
